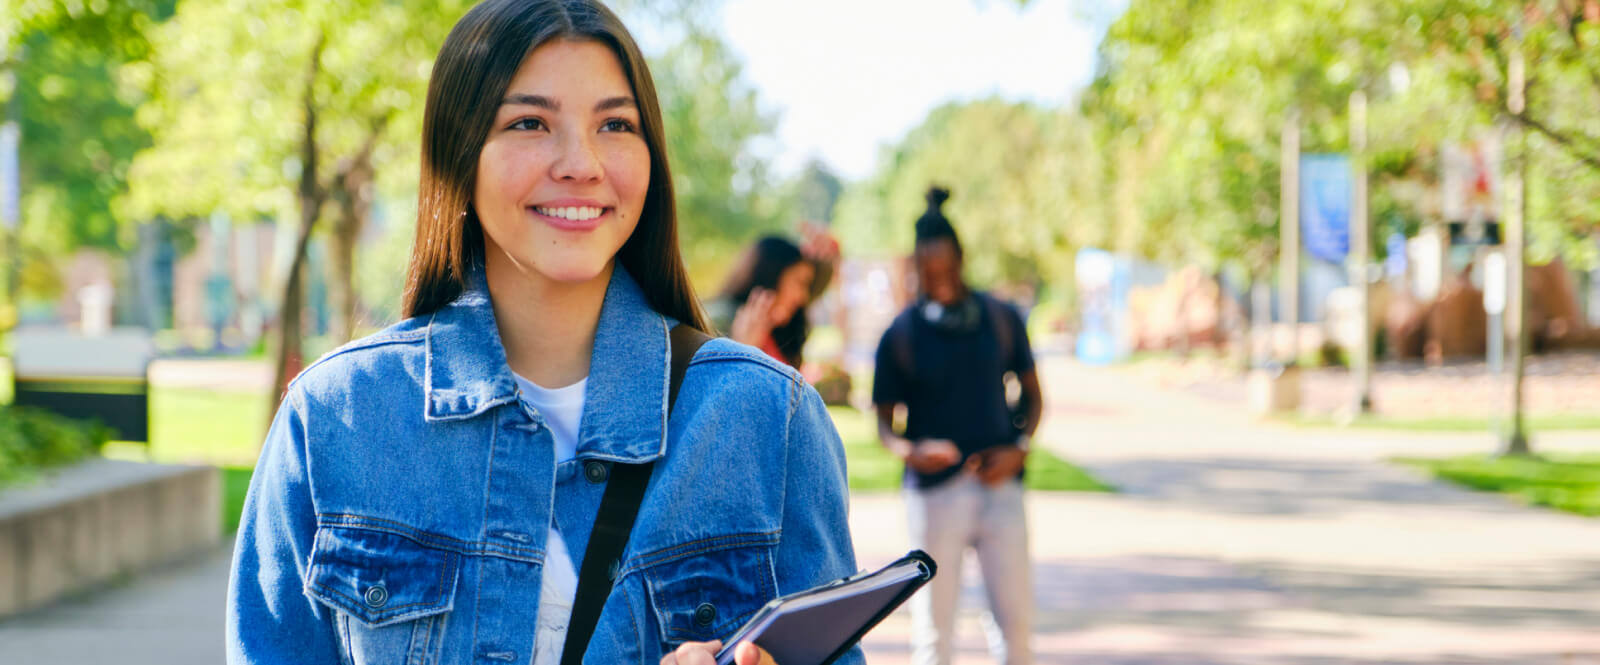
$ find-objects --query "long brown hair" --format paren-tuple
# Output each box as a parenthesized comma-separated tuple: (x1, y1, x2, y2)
(402, 0, 708, 332)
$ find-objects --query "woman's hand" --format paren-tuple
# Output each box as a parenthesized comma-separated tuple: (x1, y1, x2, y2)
(661, 640, 777, 665)
(799, 222, 840, 265)
(730, 288, 777, 346)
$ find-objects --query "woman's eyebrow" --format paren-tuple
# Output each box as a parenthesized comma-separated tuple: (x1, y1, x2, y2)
(499, 95, 634, 113)
(502, 93, 558, 110)
(594, 96, 636, 112)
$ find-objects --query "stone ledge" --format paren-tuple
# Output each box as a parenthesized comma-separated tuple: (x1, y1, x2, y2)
(0, 459, 222, 619)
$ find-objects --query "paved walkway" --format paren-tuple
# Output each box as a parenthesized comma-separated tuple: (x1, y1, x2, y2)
(4, 356, 1599, 664)
(851, 358, 1600, 665)
(0, 541, 233, 664)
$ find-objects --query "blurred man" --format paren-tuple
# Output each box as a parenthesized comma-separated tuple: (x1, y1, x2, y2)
(872, 186, 1043, 665)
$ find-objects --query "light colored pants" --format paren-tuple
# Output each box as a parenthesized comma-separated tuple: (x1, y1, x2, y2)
(906, 473, 1033, 665)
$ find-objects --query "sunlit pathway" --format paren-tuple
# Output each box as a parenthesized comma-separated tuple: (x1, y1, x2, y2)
(850, 356, 1600, 665)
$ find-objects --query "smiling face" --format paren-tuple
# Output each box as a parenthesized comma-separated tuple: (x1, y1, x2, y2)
(474, 38, 650, 288)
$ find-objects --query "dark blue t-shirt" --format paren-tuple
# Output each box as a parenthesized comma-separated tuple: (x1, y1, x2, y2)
(871, 293, 1035, 489)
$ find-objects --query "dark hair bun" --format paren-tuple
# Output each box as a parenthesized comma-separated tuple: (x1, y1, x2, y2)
(915, 185, 959, 247)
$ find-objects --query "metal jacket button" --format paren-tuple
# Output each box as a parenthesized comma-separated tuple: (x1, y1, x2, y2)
(364, 584, 388, 608)
(694, 602, 716, 627)
(584, 460, 609, 484)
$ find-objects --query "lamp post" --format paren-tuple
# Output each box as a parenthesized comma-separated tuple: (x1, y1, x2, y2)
(1349, 90, 1374, 414)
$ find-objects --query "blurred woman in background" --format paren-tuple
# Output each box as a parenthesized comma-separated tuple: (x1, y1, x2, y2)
(707, 226, 838, 368)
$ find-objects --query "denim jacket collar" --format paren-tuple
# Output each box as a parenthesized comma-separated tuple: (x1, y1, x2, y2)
(424, 264, 670, 463)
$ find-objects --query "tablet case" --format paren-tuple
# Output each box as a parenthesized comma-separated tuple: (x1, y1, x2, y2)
(716, 549, 938, 665)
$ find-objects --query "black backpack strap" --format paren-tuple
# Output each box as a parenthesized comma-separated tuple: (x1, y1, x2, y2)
(668, 323, 711, 413)
(890, 310, 916, 386)
(561, 323, 709, 665)
(984, 294, 1016, 371)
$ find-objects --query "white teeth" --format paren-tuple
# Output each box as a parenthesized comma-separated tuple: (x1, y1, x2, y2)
(534, 206, 603, 221)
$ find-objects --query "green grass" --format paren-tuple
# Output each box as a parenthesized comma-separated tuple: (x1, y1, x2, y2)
(222, 466, 254, 533)
(1294, 412, 1600, 432)
(829, 406, 1114, 493)
(148, 388, 266, 533)
(1397, 454, 1600, 517)
(144, 387, 270, 467)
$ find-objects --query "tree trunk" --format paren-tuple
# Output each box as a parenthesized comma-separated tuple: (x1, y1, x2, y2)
(328, 151, 372, 344)
(265, 32, 326, 435)
(1503, 40, 1531, 455)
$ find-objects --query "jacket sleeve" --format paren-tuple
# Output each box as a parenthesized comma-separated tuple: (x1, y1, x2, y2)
(775, 382, 867, 665)
(226, 387, 342, 664)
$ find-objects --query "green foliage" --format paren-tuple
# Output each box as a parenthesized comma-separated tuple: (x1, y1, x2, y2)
(2, 0, 169, 63)
(14, 27, 154, 254)
(0, 405, 111, 487)
(834, 99, 1103, 287)
(122, 0, 464, 227)
(1399, 454, 1600, 517)
(1, 1, 172, 308)
(645, 10, 787, 288)
(998, 0, 1600, 276)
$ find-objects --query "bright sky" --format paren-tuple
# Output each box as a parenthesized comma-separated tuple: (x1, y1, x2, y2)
(719, 0, 1113, 180)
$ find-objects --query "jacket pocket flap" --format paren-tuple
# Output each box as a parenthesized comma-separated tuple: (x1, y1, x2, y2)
(643, 543, 776, 644)
(306, 526, 460, 628)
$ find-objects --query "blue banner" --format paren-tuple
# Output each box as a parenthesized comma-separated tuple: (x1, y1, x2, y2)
(1299, 153, 1350, 264)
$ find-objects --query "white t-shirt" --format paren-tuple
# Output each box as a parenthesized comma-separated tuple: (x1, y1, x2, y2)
(514, 373, 587, 665)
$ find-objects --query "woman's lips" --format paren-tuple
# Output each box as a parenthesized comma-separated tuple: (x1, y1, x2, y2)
(528, 205, 610, 232)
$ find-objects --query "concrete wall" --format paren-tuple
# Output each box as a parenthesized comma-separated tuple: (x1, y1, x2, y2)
(0, 460, 221, 619)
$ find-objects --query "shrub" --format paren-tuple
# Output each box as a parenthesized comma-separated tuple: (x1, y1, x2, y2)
(0, 406, 113, 487)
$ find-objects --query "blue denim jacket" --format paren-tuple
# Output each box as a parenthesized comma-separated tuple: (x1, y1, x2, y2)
(227, 266, 863, 665)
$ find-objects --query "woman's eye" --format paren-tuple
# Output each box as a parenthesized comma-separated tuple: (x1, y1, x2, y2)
(509, 118, 545, 131)
(601, 118, 636, 133)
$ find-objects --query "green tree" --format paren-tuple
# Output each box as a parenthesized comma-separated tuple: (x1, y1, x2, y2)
(1390, 0, 1600, 266)
(642, 8, 785, 288)
(123, 0, 464, 424)
(1039, 0, 1600, 273)
(835, 99, 1102, 288)
(13, 28, 155, 255)
(1, 1, 170, 329)
(2, 0, 166, 61)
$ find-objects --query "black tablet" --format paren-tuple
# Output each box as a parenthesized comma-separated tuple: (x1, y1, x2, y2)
(714, 550, 937, 665)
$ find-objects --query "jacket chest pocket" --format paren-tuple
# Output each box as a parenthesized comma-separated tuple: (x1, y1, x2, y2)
(306, 526, 460, 665)
(642, 541, 779, 651)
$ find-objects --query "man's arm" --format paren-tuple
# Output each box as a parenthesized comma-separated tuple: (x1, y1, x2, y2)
(875, 403, 914, 460)
(1015, 368, 1043, 446)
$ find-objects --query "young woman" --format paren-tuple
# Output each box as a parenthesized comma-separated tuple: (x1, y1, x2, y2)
(705, 236, 817, 368)
(225, 2, 860, 664)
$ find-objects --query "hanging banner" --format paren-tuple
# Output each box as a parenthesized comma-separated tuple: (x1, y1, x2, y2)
(1299, 153, 1351, 264)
